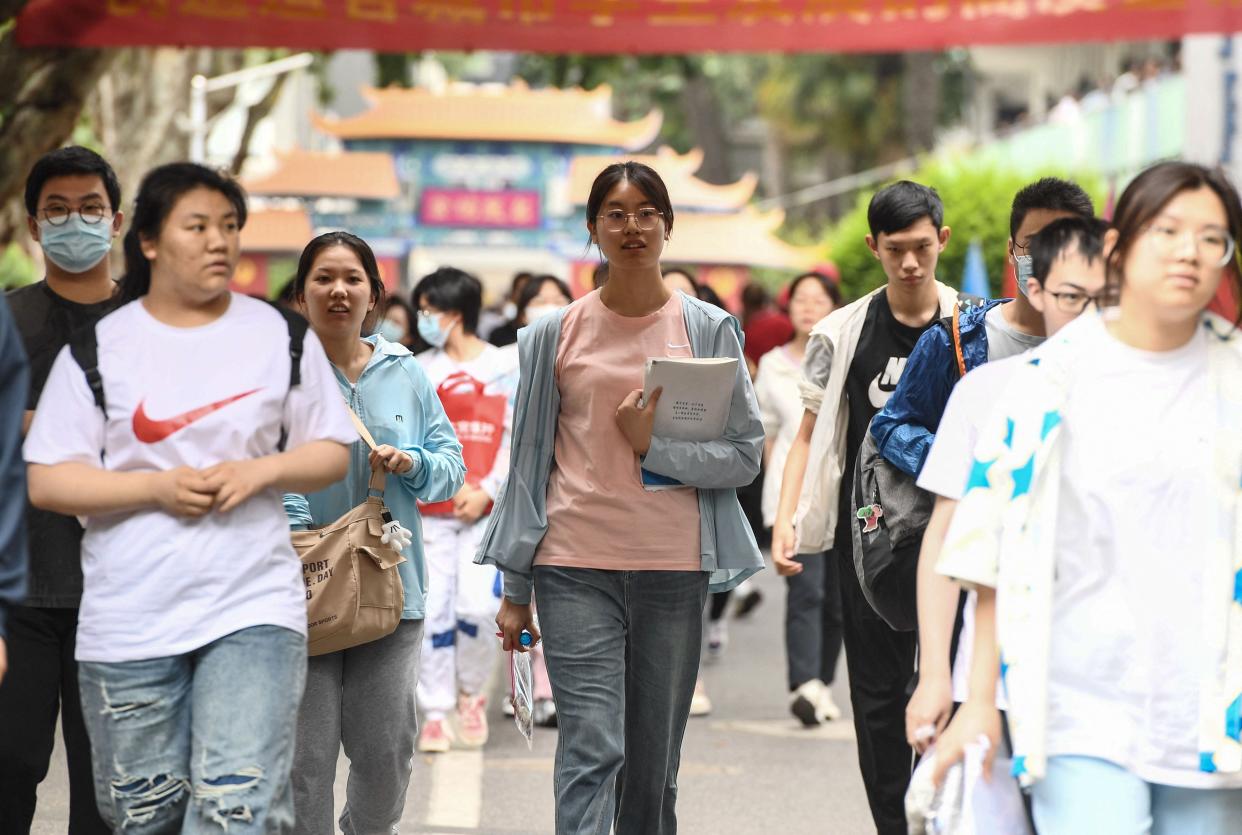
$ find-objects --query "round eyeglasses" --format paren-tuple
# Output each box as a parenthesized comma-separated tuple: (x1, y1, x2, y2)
(596, 208, 664, 233)
(40, 204, 110, 226)
(1143, 222, 1236, 268)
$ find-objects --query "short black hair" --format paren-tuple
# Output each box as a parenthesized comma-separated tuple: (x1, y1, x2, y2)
(384, 294, 416, 323)
(412, 267, 483, 334)
(1028, 216, 1108, 286)
(25, 146, 122, 216)
(1009, 177, 1095, 240)
(867, 180, 943, 239)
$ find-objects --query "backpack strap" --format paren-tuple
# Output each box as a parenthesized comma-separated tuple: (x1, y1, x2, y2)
(950, 303, 967, 378)
(67, 322, 106, 414)
(268, 302, 307, 388)
(267, 302, 309, 452)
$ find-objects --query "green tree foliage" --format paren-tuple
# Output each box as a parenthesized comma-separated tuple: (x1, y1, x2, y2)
(827, 160, 1105, 302)
(0, 242, 36, 289)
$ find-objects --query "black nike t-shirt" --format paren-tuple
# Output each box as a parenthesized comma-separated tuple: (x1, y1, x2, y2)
(5, 280, 116, 607)
(838, 291, 938, 534)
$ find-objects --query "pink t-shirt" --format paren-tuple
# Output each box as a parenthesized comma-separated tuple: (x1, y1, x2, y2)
(535, 290, 701, 571)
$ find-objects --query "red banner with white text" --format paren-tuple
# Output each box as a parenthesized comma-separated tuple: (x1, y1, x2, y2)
(14, 0, 1242, 54)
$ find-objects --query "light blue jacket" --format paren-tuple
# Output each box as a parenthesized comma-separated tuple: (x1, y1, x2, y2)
(475, 292, 765, 604)
(285, 335, 465, 619)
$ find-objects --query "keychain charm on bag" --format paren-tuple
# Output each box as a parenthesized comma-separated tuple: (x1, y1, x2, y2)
(380, 512, 413, 551)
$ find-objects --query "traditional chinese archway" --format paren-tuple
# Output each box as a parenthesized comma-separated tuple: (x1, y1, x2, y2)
(16, 0, 1242, 54)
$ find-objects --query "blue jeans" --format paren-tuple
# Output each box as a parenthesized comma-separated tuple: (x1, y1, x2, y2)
(1032, 756, 1242, 835)
(534, 566, 709, 835)
(78, 625, 307, 834)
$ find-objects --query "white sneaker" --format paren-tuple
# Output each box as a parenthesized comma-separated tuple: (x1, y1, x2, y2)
(706, 620, 728, 662)
(790, 679, 825, 727)
(816, 686, 842, 722)
(690, 678, 712, 717)
(532, 698, 557, 728)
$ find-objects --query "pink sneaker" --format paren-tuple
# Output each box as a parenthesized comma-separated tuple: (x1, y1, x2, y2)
(457, 694, 489, 747)
(417, 718, 452, 753)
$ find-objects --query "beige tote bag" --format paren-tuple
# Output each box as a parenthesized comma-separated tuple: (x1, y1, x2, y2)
(293, 409, 406, 656)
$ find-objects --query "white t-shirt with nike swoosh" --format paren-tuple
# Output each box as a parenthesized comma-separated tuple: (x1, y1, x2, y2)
(24, 294, 356, 663)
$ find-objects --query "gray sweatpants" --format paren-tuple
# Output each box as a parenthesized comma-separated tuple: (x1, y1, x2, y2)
(291, 619, 424, 835)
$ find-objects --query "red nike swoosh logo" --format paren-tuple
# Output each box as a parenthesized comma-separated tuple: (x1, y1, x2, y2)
(132, 389, 261, 444)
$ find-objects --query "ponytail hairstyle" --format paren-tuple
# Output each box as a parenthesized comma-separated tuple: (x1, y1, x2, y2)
(118, 163, 248, 304)
(294, 231, 387, 331)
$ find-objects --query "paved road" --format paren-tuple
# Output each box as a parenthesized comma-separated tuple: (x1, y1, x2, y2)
(33, 563, 876, 834)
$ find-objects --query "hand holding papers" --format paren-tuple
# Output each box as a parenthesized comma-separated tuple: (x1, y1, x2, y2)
(641, 357, 738, 442)
(638, 357, 738, 491)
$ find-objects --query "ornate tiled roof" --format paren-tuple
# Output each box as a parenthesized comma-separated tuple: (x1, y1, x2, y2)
(663, 207, 818, 270)
(569, 147, 757, 211)
(244, 149, 400, 200)
(240, 208, 313, 252)
(312, 81, 661, 150)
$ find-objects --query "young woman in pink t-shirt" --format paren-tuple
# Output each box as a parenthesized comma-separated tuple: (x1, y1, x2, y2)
(491, 163, 765, 834)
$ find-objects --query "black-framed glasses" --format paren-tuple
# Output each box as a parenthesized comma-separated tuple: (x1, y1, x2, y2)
(1045, 289, 1108, 314)
(597, 208, 664, 233)
(1143, 222, 1236, 268)
(40, 204, 110, 226)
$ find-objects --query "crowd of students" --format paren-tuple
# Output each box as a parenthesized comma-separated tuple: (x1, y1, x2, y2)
(0, 143, 1239, 835)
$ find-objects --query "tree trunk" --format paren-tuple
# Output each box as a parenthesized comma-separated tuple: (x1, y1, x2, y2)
(231, 73, 291, 175)
(901, 51, 941, 155)
(679, 62, 733, 185)
(0, 20, 114, 243)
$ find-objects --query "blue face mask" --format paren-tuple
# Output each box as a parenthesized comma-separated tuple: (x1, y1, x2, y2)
(1014, 255, 1034, 298)
(38, 215, 114, 274)
(376, 318, 406, 343)
(417, 311, 454, 348)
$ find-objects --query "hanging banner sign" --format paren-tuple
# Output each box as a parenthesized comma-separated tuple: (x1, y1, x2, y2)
(15, 0, 1242, 54)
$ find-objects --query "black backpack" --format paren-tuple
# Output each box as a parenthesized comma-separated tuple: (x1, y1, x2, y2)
(849, 302, 971, 632)
(67, 302, 308, 456)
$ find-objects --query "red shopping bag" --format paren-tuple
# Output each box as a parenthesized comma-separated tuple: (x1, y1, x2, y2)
(419, 371, 506, 516)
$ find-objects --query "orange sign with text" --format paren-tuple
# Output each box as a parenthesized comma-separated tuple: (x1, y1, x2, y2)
(16, 0, 1242, 53)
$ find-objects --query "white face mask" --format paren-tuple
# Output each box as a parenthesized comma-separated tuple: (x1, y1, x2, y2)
(1014, 255, 1034, 298)
(502, 301, 518, 321)
(524, 304, 562, 323)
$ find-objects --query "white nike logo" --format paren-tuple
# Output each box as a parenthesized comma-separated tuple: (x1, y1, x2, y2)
(868, 357, 908, 409)
(667, 342, 690, 349)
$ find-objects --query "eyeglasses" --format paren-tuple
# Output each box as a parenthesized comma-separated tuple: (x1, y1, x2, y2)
(1044, 289, 1110, 314)
(39, 204, 110, 226)
(596, 208, 664, 233)
(1143, 222, 1236, 268)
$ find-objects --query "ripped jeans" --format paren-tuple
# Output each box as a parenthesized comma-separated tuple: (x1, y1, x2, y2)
(77, 625, 306, 833)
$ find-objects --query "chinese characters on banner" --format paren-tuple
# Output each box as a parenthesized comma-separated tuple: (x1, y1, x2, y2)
(419, 189, 541, 229)
(16, 0, 1242, 53)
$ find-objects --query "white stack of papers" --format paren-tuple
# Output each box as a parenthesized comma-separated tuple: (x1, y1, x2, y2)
(642, 357, 737, 441)
(639, 357, 737, 491)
